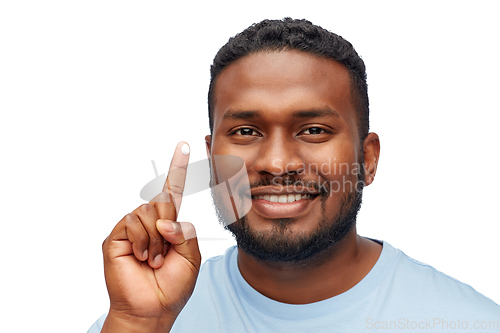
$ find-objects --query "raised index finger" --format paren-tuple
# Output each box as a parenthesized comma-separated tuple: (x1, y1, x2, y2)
(157, 141, 190, 219)
(150, 141, 190, 220)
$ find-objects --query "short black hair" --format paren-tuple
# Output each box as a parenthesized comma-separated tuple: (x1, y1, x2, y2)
(208, 18, 369, 142)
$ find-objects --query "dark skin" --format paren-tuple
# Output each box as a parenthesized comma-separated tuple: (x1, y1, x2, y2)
(101, 142, 201, 333)
(206, 50, 382, 304)
(237, 233, 381, 304)
(101, 50, 381, 332)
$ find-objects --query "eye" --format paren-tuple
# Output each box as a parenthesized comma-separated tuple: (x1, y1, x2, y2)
(234, 128, 260, 136)
(302, 127, 326, 135)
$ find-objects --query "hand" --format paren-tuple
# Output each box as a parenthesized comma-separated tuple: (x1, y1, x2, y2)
(101, 142, 201, 333)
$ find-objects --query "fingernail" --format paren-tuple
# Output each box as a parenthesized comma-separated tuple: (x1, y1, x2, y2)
(181, 143, 190, 155)
(153, 254, 163, 267)
(158, 219, 176, 233)
(142, 249, 148, 261)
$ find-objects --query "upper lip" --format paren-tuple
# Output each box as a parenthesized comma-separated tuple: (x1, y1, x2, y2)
(250, 186, 320, 196)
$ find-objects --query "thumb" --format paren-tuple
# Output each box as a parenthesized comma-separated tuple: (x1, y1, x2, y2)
(156, 219, 201, 268)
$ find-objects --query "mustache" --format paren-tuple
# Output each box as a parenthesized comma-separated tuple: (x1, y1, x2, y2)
(237, 175, 330, 196)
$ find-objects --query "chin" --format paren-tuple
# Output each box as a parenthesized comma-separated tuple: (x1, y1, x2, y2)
(223, 186, 362, 264)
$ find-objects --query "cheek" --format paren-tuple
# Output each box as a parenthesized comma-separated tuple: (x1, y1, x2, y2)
(298, 142, 359, 180)
(211, 141, 259, 167)
(212, 148, 255, 168)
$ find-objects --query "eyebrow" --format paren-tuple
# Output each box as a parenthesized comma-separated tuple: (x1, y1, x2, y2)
(222, 110, 261, 120)
(222, 108, 339, 120)
(293, 108, 340, 119)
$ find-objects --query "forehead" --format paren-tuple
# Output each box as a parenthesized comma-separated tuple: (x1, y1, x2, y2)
(212, 50, 357, 132)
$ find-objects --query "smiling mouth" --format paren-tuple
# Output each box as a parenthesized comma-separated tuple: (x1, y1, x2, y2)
(251, 194, 316, 203)
(248, 192, 319, 219)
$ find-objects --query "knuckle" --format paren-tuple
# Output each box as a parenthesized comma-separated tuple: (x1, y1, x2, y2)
(123, 213, 139, 225)
(169, 184, 184, 195)
(102, 237, 109, 250)
(171, 163, 188, 170)
(149, 236, 164, 247)
(138, 203, 153, 213)
(136, 233, 149, 245)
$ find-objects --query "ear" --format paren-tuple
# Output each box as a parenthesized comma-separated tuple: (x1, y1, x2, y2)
(362, 133, 380, 186)
(205, 135, 212, 160)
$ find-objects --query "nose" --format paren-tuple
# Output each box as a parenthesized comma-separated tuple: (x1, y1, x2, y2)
(253, 131, 304, 177)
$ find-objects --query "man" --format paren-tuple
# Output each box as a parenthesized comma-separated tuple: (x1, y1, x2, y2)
(88, 18, 499, 332)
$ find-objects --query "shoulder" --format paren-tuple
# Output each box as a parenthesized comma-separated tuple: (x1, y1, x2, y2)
(382, 241, 500, 317)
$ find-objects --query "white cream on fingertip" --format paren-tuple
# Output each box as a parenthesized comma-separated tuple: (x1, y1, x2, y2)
(181, 143, 190, 155)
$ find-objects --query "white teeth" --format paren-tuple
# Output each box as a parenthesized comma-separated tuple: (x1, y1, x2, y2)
(254, 193, 312, 202)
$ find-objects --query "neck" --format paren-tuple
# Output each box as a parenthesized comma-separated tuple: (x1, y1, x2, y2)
(236, 229, 382, 304)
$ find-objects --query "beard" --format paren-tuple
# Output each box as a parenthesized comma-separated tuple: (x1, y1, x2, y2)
(210, 158, 365, 264)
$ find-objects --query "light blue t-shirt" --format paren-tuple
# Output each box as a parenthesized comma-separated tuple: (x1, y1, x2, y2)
(88, 241, 500, 332)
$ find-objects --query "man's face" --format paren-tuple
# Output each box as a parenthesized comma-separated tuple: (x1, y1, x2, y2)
(207, 50, 367, 262)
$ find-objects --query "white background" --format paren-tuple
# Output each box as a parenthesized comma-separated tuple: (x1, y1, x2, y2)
(1, 1, 499, 332)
